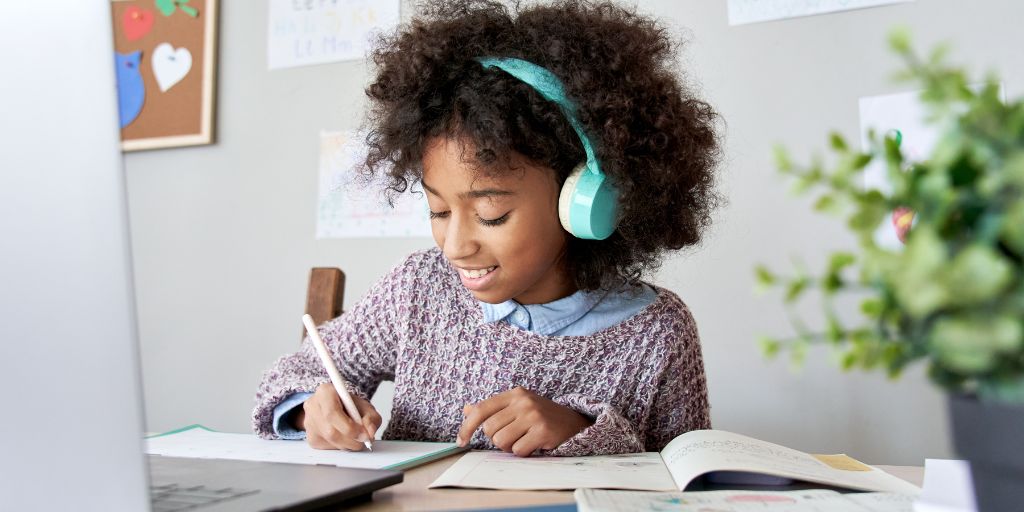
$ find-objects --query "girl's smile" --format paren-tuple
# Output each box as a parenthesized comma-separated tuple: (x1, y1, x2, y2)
(456, 265, 500, 291)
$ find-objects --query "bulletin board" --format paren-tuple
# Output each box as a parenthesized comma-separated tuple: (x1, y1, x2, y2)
(110, 0, 218, 151)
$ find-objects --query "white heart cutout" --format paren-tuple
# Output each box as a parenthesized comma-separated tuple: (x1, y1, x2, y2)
(152, 43, 192, 92)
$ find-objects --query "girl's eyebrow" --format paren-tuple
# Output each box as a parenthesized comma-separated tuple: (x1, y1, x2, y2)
(462, 188, 515, 199)
(421, 180, 516, 200)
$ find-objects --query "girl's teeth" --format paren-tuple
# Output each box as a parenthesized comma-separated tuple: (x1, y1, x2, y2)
(462, 266, 496, 278)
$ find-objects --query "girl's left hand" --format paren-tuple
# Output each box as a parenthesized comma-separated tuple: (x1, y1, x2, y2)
(457, 387, 593, 457)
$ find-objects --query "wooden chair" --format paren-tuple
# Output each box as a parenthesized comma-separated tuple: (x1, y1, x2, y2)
(302, 267, 345, 340)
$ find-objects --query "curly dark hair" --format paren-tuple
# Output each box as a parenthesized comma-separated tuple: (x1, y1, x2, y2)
(361, 0, 722, 291)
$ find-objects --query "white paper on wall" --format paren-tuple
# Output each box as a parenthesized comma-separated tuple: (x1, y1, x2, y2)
(727, 0, 913, 26)
(858, 85, 1001, 249)
(858, 89, 935, 250)
(267, 0, 400, 69)
(315, 130, 431, 239)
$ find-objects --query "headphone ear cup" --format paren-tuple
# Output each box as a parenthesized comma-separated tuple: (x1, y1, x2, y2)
(558, 164, 586, 235)
(559, 163, 619, 240)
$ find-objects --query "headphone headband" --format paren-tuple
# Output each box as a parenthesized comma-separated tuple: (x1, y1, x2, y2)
(476, 57, 601, 178)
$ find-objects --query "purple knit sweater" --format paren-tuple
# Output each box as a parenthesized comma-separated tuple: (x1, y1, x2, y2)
(252, 248, 710, 456)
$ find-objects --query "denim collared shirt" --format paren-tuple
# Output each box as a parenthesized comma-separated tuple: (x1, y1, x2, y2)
(478, 284, 658, 336)
(271, 284, 658, 438)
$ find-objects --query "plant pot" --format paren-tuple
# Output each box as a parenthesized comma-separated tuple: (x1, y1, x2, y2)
(948, 393, 1024, 511)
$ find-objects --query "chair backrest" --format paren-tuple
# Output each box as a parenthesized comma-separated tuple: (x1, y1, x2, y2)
(303, 267, 345, 340)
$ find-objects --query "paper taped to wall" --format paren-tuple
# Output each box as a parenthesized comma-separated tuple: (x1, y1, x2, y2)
(728, 0, 914, 26)
(267, 0, 400, 69)
(315, 130, 431, 239)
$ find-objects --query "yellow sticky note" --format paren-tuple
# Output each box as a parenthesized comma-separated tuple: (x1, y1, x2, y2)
(812, 454, 872, 471)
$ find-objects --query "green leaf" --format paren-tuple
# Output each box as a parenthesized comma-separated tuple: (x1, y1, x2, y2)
(180, 5, 198, 17)
(916, 169, 951, 202)
(882, 344, 907, 379)
(829, 132, 848, 151)
(1001, 200, 1024, 254)
(892, 226, 950, 318)
(860, 298, 884, 318)
(839, 350, 858, 371)
(946, 245, 1014, 305)
(813, 194, 840, 214)
(1002, 152, 1024, 187)
(774, 145, 794, 173)
(827, 252, 856, 273)
(784, 276, 810, 303)
(825, 316, 844, 344)
(888, 27, 912, 54)
(822, 272, 843, 295)
(754, 265, 776, 289)
(930, 315, 1023, 374)
(759, 337, 781, 358)
(847, 192, 888, 235)
(927, 42, 951, 67)
(852, 153, 874, 170)
(155, 0, 176, 16)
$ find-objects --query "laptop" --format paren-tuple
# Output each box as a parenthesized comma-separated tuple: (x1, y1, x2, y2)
(0, 2, 400, 510)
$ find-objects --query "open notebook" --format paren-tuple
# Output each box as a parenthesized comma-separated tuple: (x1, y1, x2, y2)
(430, 429, 920, 493)
(146, 424, 465, 471)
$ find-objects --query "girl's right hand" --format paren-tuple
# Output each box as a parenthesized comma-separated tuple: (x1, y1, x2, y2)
(295, 382, 382, 451)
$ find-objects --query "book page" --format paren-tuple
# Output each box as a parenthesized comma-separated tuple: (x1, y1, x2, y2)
(844, 492, 917, 511)
(660, 430, 920, 494)
(145, 426, 461, 470)
(429, 451, 677, 491)
(574, 489, 914, 512)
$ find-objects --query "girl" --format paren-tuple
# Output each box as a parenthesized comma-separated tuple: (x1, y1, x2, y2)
(253, 0, 720, 457)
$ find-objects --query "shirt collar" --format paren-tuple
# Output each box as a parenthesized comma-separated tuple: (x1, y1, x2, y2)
(478, 289, 608, 336)
(480, 299, 518, 324)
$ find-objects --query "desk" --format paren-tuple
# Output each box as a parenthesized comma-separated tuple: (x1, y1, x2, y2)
(349, 455, 925, 512)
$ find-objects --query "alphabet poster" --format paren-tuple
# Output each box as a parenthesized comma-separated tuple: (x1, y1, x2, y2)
(110, 0, 218, 151)
(267, 0, 400, 69)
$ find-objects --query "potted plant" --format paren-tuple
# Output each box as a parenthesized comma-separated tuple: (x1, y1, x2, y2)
(755, 29, 1023, 511)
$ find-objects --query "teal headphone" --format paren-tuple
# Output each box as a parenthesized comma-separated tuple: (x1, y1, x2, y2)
(476, 57, 620, 240)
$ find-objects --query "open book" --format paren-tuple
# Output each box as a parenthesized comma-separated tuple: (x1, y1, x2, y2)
(429, 429, 920, 494)
(575, 489, 916, 512)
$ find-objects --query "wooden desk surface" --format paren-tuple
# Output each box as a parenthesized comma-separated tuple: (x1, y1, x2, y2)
(348, 454, 925, 512)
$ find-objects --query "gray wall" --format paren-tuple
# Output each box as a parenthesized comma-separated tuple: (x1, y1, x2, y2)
(126, 0, 1023, 465)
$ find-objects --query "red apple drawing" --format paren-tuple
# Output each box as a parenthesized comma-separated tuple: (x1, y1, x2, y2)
(123, 6, 154, 42)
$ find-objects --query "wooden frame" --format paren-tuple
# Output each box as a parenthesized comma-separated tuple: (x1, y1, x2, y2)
(110, 0, 218, 151)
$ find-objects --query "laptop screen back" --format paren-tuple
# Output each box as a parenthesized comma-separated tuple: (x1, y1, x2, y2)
(0, 2, 150, 510)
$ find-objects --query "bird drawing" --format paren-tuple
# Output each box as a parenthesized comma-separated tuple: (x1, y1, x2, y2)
(115, 50, 145, 128)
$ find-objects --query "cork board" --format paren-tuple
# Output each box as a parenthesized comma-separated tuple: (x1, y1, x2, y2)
(110, 0, 218, 151)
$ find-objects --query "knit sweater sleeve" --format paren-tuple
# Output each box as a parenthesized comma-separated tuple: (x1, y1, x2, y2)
(544, 302, 710, 456)
(543, 395, 644, 456)
(642, 303, 711, 451)
(250, 254, 418, 439)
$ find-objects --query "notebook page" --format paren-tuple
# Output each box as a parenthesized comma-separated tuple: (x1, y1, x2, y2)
(146, 427, 460, 470)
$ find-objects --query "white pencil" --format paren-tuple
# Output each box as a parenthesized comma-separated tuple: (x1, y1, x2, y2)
(302, 314, 373, 451)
